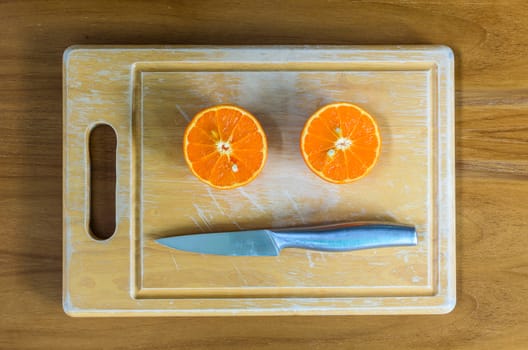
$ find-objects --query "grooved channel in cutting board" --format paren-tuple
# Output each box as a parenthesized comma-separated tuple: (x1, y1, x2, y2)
(131, 62, 437, 299)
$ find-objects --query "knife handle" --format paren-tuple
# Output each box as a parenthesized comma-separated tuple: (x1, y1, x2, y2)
(269, 223, 417, 252)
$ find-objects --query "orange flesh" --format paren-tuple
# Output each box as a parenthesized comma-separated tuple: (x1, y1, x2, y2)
(301, 103, 381, 183)
(184, 105, 267, 189)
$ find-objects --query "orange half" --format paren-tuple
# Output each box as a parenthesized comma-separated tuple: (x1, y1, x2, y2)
(300, 102, 381, 184)
(183, 105, 268, 189)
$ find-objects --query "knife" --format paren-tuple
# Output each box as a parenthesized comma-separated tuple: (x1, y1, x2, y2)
(155, 222, 417, 256)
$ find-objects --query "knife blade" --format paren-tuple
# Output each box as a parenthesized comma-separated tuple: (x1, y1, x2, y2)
(155, 222, 417, 256)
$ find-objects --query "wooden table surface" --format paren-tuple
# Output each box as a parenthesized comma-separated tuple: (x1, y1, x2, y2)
(1, 1, 527, 348)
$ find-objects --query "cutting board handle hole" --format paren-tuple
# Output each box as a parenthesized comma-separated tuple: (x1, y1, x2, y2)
(89, 123, 117, 240)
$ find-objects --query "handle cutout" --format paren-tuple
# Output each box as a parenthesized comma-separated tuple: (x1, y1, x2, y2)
(89, 124, 117, 240)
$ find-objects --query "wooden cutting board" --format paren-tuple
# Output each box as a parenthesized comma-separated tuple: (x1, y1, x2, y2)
(63, 46, 455, 316)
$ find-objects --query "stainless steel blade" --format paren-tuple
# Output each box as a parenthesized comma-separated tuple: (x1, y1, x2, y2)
(156, 229, 279, 256)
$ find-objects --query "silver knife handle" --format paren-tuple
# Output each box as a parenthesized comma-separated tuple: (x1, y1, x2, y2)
(269, 223, 417, 252)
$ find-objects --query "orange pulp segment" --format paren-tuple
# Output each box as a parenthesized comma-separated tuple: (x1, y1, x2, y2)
(300, 102, 381, 183)
(183, 105, 268, 189)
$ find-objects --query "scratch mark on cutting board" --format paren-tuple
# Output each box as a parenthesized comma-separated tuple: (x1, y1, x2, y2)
(237, 188, 265, 213)
(306, 251, 315, 268)
(231, 262, 249, 285)
(207, 187, 225, 216)
(284, 190, 306, 224)
(185, 215, 206, 232)
(193, 204, 212, 231)
(412, 275, 423, 283)
(231, 220, 242, 230)
(206, 188, 242, 229)
(396, 249, 410, 264)
(175, 104, 191, 122)
(170, 254, 181, 271)
(409, 264, 422, 283)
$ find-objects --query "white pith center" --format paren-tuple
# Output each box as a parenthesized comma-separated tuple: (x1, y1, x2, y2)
(216, 140, 232, 155)
(215, 140, 239, 173)
(335, 137, 352, 150)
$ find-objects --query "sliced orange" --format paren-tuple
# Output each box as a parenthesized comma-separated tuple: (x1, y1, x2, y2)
(183, 105, 268, 189)
(300, 102, 381, 184)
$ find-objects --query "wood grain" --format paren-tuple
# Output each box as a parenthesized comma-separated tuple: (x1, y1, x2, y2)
(63, 46, 453, 315)
(1, 0, 527, 348)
